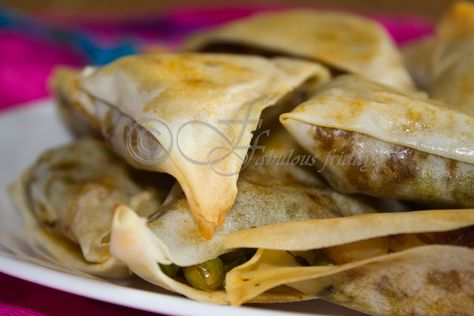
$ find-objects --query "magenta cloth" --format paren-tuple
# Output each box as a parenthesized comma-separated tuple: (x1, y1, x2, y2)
(0, 7, 433, 316)
(0, 30, 84, 110)
(0, 273, 160, 316)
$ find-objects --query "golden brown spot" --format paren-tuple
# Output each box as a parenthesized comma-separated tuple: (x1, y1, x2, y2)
(317, 97, 329, 105)
(446, 159, 458, 179)
(376, 275, 409, 300)
(304, 189, 341, 217)
(349, 98, 365, 111)
(405, 107, 424, 124)
(426, 270, 462, 293)
(183, 78, 214, 87)
(345, 269, 365, 280)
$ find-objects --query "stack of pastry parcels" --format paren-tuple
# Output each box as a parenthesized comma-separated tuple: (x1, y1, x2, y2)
(9, 6, 474, 316)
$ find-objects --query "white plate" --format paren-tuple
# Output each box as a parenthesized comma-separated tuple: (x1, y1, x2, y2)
(0, 100, 363, 316)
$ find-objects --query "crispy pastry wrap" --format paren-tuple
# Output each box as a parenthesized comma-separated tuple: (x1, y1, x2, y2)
(182, 9, 414, 91)
(9, 138, 170, 277)
(50, 53, 330, 237)
(280, 75, 474, 207)
(224, 209, 474, 316)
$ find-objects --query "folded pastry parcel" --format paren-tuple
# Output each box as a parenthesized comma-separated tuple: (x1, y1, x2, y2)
(281, 75, 474, 208)
(182, 9, 414, 91)
(50, 53, 330, 237)
(429, 1, 474, 115)
(9, 138, 171, 277)
(402, 1, 474, 114)
(225, 209, 474, 315)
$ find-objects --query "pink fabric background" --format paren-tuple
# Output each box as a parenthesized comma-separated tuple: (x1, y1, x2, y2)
(0, 7, 433, 316)
(0, 273, 156, 316)
(0, 30, 85, 110)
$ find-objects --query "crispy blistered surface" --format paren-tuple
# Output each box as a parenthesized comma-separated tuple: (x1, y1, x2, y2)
(144, 163, 376, 267)
(290, 245, 474, 316)
(182, 10, 414, 90)
(281, 75, 474, 165)
(24, 138, 168, 262)
(75, 53, 329, 237)
(307, 125, 474, 207)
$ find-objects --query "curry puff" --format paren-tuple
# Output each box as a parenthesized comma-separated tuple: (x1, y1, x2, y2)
(403, 1, 474, 114)
(9, 138, 170, 277)
(182, 9, 415, 91)
(281, 75, 474, 208)
(49, 53, 330, 237)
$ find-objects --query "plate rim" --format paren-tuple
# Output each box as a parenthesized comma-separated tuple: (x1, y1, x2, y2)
(0, 253, 318, 316)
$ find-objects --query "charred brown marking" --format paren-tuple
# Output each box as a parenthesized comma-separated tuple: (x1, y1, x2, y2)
(426, 270, 462, 293)
(319, 284, 336, 297)
(380, 146, 417, 185)
(312, 126, 419, 190)
(375, 275, 409, 300)
(446, 159, 459, 179)
(311, 126, 351, 153)
(343, 268, 366, 281)
(316, 273, 363, 308)
(309, 125, 474, 207)
(303, 189, 339, 215)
